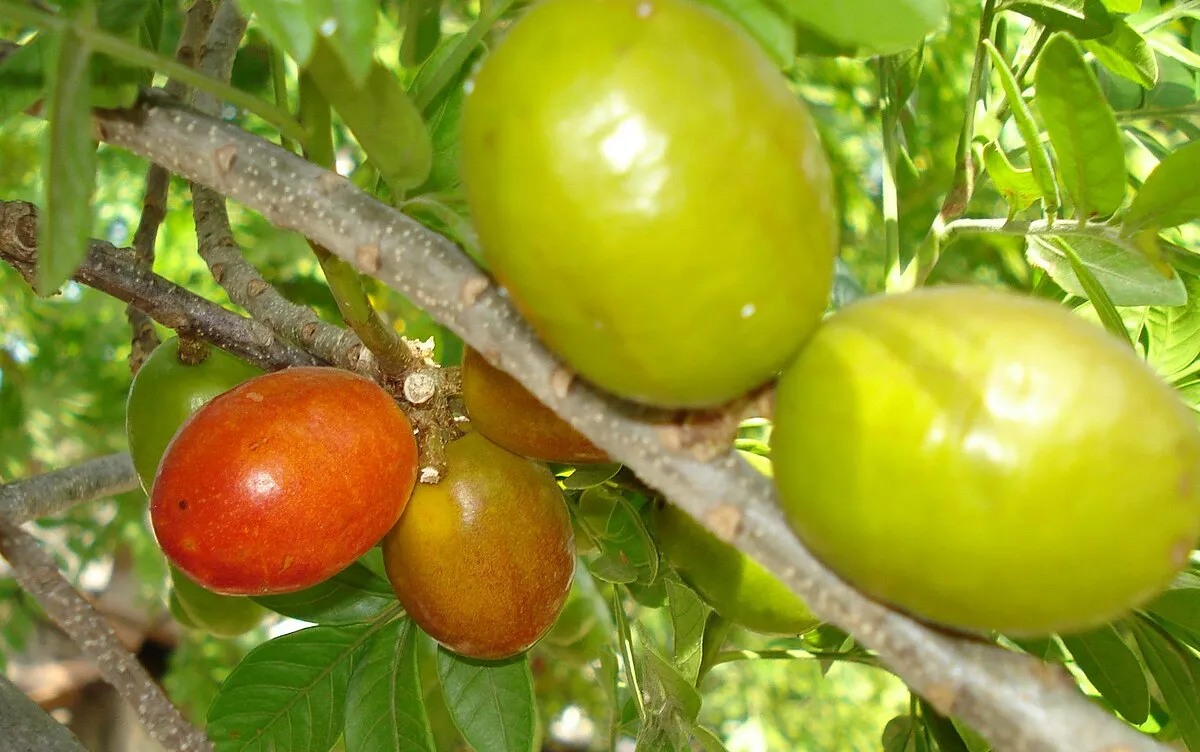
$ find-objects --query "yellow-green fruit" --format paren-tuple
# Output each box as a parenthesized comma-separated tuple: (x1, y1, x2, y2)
(771, 285, 1200, 637)
(652, 452, 820, 635)
(460, 0, 837, 409)
(169, 566, 266, 638)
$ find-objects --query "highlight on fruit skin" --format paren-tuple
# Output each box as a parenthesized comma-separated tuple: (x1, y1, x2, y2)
(381, 431, 576, 660)
(461, 347, 609, 464)
(150, 366, 420, 596)
(460, 0, 838, 409)
(770, 285, 1200, 637)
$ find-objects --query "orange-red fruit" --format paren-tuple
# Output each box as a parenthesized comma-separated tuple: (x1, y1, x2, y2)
(461, 347, 609, 464)
(381, 431, 576, 660)
(150, 367, 419, 596)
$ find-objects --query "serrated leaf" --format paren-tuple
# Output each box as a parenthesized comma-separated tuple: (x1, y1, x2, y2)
(560, 463, 623, 490)
(985, 40, 1060, 218)
(1035, 34, 1127, 219)
(401, 0, 442, 68)
(1132, 618, 1200, 752)
(0, 36, 48, 124)
(207, 623, 375, 752)
(304, 37, 431, 195)
(1084, 17, 1158, 89)
(253, 562, 397, 625)
(982, 142, 1042, 217)
(1061, 623, 1149, 724)
(344, 619, 435, 752)
(1003, 0, 1114, 39)
(774, 0, 946, 55)
(577, 485, 658, 585)
(38, 25, 97, 297)
(1147, 275, 1200, 378)
(436, 648, 536, 752)
(696, 0, 795, 66)
(666, 575, 710, 684)
(1027, 234, 1186, 306)
(1123, 140, 1200, 234)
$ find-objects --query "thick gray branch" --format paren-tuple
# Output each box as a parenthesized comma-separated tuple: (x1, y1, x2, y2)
(0, 673, 88, 752)
(0, 518, 213, 752)
(92, 97, 1167, 752)
(0, 453, 138, 524)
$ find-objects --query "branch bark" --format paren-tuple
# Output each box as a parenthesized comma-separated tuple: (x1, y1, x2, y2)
(0, 673, 88, 752)
(89, 95, 1170, 752)
(0, 518, 213, 752)
(0, 453, 138, 525)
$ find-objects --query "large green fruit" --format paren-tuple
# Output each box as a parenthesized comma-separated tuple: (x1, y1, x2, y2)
(652, 451, 820, 635)
(771, 286, 1200, 637)
(126, 337, 263, 493)
(169, 565, 266, 638)
(460, 0, 837, 409)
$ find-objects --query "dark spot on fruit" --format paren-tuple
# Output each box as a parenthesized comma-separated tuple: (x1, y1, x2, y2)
(178, 499, 188, 510)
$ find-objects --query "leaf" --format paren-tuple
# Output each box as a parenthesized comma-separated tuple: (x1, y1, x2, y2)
(207, 623, 374, 752)
(1061, 623, 1150, 724)
(1050, 236, 1135, 345)
(696, 0, 795, 66)
(327, 0, 378, 86)
(1002, 0, 1114, 39)
(1123, 140, 1200, 234)
(690, 724, 731, 752)
(1102, 0, 1139, 11)
(1083, 17, 1158, 89)
(303, 37, 432, 195)
(666, 575, 710, 684)
(882, 715, 920, 752)
(436, 648, 536, 752)
(38, 25, 98, 297)
(774, 0, 947, 55)
(234, 0, 323, 66)
(1035, 33, 1127, 220)
(985, 40, 1060, 218)
(1147, 275, 1200, 378)
(560, 463, 623, 490)
(401, 0, 442, 68)
(1026, 234, 1186, 306)
(253, 562, 397, 625)
(1132, 617, 1200, 752)
(982, 142, 1042, 217)
(641, 643, 704, 723)
(918, 700, 970, 752)
(1144, 576, 1200, 647)
(0, 35, 48, 124)
(344, 619, 435, 752)
(576, 485, 659, 585)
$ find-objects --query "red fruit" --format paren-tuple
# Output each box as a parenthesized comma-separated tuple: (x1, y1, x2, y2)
(150, 367, 419, 595)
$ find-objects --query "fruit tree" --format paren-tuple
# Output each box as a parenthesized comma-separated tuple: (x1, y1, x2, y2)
(4, 1, 1200, 751)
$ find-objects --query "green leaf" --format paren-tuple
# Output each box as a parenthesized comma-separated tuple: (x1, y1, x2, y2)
(773, 0, 946, 55)
(950, 719, 992, 752)
(327, 0, 378, 86)
(641, 645, 703, 722)
(1034, 33, 1126, 220)
(235, 0, 323, 66)
(1144, 574, 1200, 647)
(1123, 140, 1200, 234)
(252, 562, 397, 625)
(1102, 0, 1140, 11)
(436, 648, 536, 752)
(207, 623, 374, 752)
(1002, 0, 1114, 39)
(559, 463, 623, 490)
(0, 35, 48, 124)
(303, 37, 432, 196)
(1048, 236, 1135, 345)
(696, 0, 795, 66)
(1061, 623, 1150, 724)
(344, 619, 435, 752)
(666, 574, 710, 684)
(690, 724, 731, 752)
(1132, 617, 1200, 752)
(1026, 234, 1186, 306)
(918, 701, 970, 752)
(1147, 275, 1200, 379)
(38, 24, 98, 297)
(1083, 17, 1158, 89)
(401, 0, 442, 68)
(882, 715, 921, 752)
(985, 40, 1060, 218)
(982, 142, 1042, 218)
(577, 485, 659, 585)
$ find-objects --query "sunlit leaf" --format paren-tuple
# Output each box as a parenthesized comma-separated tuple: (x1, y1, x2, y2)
(1027, 234, 1185, 307)
(982, 142, 1042, 218)
(1123, 140, 1200, 234)
(1132, 617, 1200, 752)
(1147, 275, 1200, 379)
(774, 0, 946, 55)
(436, 648, 536, 752)
(253, 562, 397, 625)
(1061, 623, 1149, 724)
(1003, 0, 1114, 39)
(1083, 18, 1158, 89)
(697, 0, 795, 66)
(560, 463, 623, 490)
(344, 618, 435, 752)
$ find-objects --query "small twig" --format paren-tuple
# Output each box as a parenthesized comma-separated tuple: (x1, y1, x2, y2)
(0, 673, 88, 752)
(0, 199, 319, 372)
(0, 518, 214, 752)
(939, 216, 1118, 243)
(0, 454, 138, 525)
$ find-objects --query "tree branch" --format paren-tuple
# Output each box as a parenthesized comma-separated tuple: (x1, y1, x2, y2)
(0, 518, 213, 752)
(0, 199, 319, 372)
(0, 453, 138, 525)
(0, 673, 88, 752)
(90, 95, 1170, 752)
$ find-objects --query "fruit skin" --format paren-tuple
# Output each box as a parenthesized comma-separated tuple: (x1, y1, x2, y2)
(460, 0, 837, 409)
(651, 451, 820, 635)
(381, 431, 575, 660)
(126, 337, 263, 494)
(169, 565, 266, 638)
(771, 285, 1200, 637)
(151, 367, 419, 596)
(461, 347, 609, 464)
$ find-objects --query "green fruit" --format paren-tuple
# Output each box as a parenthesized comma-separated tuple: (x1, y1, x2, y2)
(125, 337, 263, 493)
(460, 0, 837, 409)
(652, 451, 820, 635)
(771, 285, 1200, 637)
(168, 589, 198, 629)
(169, 566, 266, 638)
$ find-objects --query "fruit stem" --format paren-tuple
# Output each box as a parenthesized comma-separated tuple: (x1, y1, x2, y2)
(175, 336, 211, 366)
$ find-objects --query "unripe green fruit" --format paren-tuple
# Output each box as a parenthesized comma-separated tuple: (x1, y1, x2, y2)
(169, 566, 266, 638)
(771, 286, 1200, 636)
(461, 0, 837, 408)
